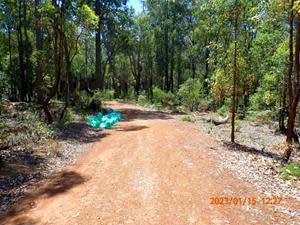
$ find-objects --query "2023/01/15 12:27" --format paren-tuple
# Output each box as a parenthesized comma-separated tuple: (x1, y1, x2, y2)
(210, 196, 283, 206)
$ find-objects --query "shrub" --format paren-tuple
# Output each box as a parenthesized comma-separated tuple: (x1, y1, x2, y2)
(152, 87, 175, 109)
(217, 104, 230, 116)
(235, 119, 242, 132)
(0, 101, 4, 114)
(138, 94, 148, 106)
(56, 108, 76, 129)
(256, 110, 275, 124)
(178, 78, 202, 111)
(245, 110, 275, 124)
(100, 89, 114, 100)
(125, 88, 136, 101)
(77, 91, 91, 109)
(197, 98, 214, 112)
(92, 90, 103, 109)
(181, 115, 196, 123)
(77, 90, 102, 111)
(249, 87, 278, 111)
(282, 162, 300, 179)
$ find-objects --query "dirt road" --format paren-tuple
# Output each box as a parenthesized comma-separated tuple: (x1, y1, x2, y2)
(1, 102, 299, 225)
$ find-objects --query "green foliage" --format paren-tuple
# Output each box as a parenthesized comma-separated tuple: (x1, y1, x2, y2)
(55, 109, 76, 129)
(178, 78, 202, 111)
(0, 0, 296, 149)
(181, 115, 196, 123)
(235, 119, 242, 132)
(138, 93, 148, 106)
(0, 104, 54, 149)
(95, 90, 115, 101)
(77, 90, 102, 112)
(0, 100, 4, 114)
(249, 72, 280, 111)
(282, 162, 300, 179)
(246, 110, 275, 124)
(197, 98, 214, 112)
(217, 103, 230, 117)
(78, 4, 98, 30)
(152, 87, 176, 109)
(78, 91, 93, 110)
(209, 62, 230, 105)
(92, 90, 103, 109)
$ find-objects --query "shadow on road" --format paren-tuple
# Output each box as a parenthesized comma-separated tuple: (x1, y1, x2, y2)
(7, 216, 39, 225)
(37, 171, 86, 198)
(114, 125, 148, 132)
(55, 122, 110, 143)
(119, 108, 172, 122)
(0, 170, 86, 224)
(0, 120, 107, 217)
(222, 141, 284, 162)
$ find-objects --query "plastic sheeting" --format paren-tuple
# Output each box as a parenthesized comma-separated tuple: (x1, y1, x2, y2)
(87, 108, 122, 129)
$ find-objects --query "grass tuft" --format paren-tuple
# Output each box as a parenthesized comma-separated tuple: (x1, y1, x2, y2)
(181, 115, 196, 123)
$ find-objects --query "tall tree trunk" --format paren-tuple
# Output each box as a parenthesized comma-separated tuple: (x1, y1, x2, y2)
(231, 10, 238, 143)
(18, 0, 26, 101)
(164, 29, 169, 91)
(35, 0, 44, 103)
(204, 45, 210, 95)
(147, 49, 153, 100)
(95, 0, 103, 89)
(24, 0, 32, 101)
(136, 48, 142, 97)
(191, 60, 196, 79)
(177, 51, 182, 89)
(60, 35, 72, 120)
(170, 37, 175, 93)
(8, 26, 16, 100)
(149, 64, 153, 100)
(285, 9, 300, 161)
(164, 1, 169, 91)
(85, 37, 88, 78)
(279, 5, 291, 131)
(287, 0, 294, 108)
(279, 77, 287, 133)
(43, 0, 63, 123)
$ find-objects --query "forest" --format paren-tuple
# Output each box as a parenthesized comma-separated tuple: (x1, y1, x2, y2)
(2, 0, 299, 159)
(1, 0, 300, 223)
(1, 0, 300, 155)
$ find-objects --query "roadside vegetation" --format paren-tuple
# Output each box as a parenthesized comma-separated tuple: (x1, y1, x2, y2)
(0, 0, 300, 212)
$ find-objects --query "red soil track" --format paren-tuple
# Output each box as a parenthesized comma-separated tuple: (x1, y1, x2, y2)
(1, 102, 299, 225)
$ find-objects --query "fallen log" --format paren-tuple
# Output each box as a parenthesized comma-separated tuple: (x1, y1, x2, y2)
(212, 115, 229, 125)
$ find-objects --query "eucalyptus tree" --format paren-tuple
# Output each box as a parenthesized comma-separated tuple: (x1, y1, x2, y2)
(94, 0, 128, 91)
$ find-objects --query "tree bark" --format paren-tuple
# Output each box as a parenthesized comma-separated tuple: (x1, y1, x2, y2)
(136, 47, 142, 96)
(287, 0, 294, 108)
(170, 37, 175, 93)
(17, 0, 26, 101)
(24, 0, 32, 100)
(176, 51, 182, 89)
(8, 26, 16, 100)
(43, 0, 63, 123)
(231, 9, 238, 143)
(60, 34, 72, 120)
(95, 0, 104, 89)
(164, 0, 169, 91)
(285, 10, 300, 161)
(35, 0, 44, 103)
(204, 45, 210, 95)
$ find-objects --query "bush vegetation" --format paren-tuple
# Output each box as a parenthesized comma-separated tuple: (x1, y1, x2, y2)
(181, 115, 196, 123)
(282, 162, 300, 179)
(178, 79, 202, 111)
